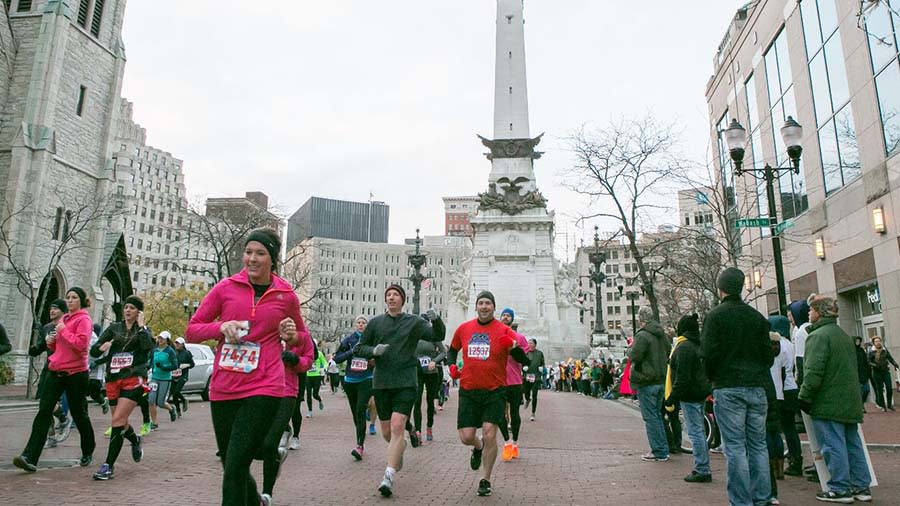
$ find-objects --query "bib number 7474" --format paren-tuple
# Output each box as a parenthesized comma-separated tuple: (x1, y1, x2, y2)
(219, 342, 261, 373)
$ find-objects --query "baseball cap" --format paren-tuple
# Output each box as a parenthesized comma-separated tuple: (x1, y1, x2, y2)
(158, 330, 172, 340)
(175, 337, 186, 345)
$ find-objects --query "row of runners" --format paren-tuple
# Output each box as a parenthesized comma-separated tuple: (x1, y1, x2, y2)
(11, 227, 547, 504)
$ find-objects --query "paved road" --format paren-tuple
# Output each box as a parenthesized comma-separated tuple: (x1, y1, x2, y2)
(0, 389, 897, 505)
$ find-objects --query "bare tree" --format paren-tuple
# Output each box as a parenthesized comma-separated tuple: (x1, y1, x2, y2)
(281, 242, 342, 347)
(561, 114, 689, 320)
(0, 194, 120, 397)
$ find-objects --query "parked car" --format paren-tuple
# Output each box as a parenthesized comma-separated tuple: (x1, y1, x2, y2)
(181, 343, 215, 401)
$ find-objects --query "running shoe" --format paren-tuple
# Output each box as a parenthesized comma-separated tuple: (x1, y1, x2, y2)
(710, 446, 724, 454)
(92, 463, 114, 480)
(351, 445, 364, 461)
(426, 428, 433, 442)
(182, 399, 189, 412)
(101, 398, 110, 415)
(139, 423, 151, 436)
(56, 419, 72, 442)
(279, 431, 290, 450)
(79, 455, 93, 467)
(378, 474, 394, 497)
(306, 410, 312, 418)
(44, 437, 58, 449)
(409, 429, 420, 448)
(641, 453, 669, 462)
(512, 443, 520, 459)
(369, 423, 376, 435)
(104, 426, 113, 437)
(477, 479, 492, 497)
(815, 490, 854, 503)
(852, 487, 873, 502)
(318, 400, 324, 410)
(683, 471, 712, 483)
(501, 442, 514, 462)
(169, 408, 177, 422)
(289, 436, 301, 450)
(523, 399, 530, 409)
(259, 493, 272, 506)
(530, 415, 535, 422)
(438, 405, 443, 412)
(13, 455, 37, 473)
(131, 436, 143, 462)
(470, 441, 483, 470)
(150, 423, 159, 431)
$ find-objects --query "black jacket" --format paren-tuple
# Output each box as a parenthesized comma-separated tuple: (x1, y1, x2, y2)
(0, 323, 10, 356)
(856, 347, 870, 383)
(526, 349, 546, 373)
(701, 294, 773, 389)
(174, 347, 195, 381)
(628, 321, 671, 387)
(668, 330, 711, 404)
(90, 321, 154, 381)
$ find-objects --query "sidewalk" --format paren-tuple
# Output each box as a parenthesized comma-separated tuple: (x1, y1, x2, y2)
(0, 384, 37, 411)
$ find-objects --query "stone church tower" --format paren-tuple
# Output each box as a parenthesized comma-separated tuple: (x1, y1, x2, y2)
(0, 0, 132, 381)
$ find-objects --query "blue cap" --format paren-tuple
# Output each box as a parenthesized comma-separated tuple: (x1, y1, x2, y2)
(500, 308, 515, 322)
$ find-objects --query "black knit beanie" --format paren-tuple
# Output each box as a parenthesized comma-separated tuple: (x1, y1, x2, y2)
(717, 267, 745, 296)
(124, 295, 144, 312)
(66, 286, 90, 308)
(245, 228, 281, 270)
(476, 290, 496, 307)
(676, 313, 700, 335)
(49, 299, 66, 312)
(385, 283, 406, 303)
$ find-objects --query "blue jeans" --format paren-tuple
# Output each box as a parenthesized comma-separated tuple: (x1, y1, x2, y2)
(682, 401, 710, 475)
(811, 418, 871, 494)
(636, 384, 668, 458)
(713, 387, 770, 506)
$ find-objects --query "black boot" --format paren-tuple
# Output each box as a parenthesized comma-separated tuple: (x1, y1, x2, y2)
(785, 456, 803, 476)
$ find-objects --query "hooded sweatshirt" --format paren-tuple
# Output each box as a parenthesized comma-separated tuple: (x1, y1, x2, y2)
(283, 339, 314, 398)
(505, 330, 529, 386)
(627, 321, 671, 387)
(186, 269, 310, 401)
(48, 309, 92, 374)
(334, 330, 374, 383)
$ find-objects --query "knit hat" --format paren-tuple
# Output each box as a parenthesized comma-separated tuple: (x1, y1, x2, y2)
(676, 313, 699, 335)
(500, 307, 515, 321)
(768, 315, 790, 339)
(245, 228, 281, 270)
(49, 299, 66, 312)
(385, 284, 406, 303)
(66, 286, 90, 308)
(124, 295, 144, 312)
(475, 290, 495, 307)
(788, 300, 810, 326)
(717, 267, 745, 296)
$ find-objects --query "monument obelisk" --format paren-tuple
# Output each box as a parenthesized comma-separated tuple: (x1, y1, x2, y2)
(468, 0, 585, 360)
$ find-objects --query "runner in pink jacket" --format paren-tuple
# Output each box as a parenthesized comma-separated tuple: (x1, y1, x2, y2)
(499, 308, 530, 461)
(185, 228, 309, 506)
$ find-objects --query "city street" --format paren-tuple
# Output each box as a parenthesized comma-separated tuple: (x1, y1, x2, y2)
(1, 388, 898, 505)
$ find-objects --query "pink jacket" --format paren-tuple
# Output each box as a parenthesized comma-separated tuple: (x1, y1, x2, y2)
(48, 309, 91, 374)
(282, 338, 314, 397)
(186, 270, 311, 401)
(505, 331, 529, 385)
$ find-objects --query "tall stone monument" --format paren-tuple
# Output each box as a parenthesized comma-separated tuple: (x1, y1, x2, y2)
(468, 0, 586, 360)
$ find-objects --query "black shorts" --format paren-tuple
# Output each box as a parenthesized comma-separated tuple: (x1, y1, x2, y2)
(457, 388, 506, 429)
(505, 384, 522, 406)
(373, 387, 417, 420)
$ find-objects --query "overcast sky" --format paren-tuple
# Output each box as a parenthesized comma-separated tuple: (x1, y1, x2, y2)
(121, 1, 747, 257)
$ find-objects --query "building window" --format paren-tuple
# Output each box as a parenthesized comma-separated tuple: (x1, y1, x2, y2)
(802, 0, 859, 194)
(77, 0, 90, 27)
(16, 0, 33, 12)
(765, 28, 807, 219)
(76, 85, 86, 116)
(51, 207, 63, 240)
(866, 2, 900, 155)
(90, 0, 104, 36)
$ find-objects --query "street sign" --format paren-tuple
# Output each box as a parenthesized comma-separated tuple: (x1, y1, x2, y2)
(774, 219, 795, 235)
(735, 217, 771, 228)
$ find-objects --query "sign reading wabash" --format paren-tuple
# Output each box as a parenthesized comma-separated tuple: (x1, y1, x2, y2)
(735, 217, 771, 228)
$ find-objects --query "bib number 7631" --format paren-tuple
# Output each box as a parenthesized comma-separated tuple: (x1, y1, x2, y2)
(219, 342, 260, 373)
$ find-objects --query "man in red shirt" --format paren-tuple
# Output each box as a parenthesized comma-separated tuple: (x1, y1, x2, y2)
(448, 291, 529, 497)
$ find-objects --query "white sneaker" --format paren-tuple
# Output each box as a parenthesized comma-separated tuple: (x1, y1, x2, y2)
(260, 493, 272, 505)
(279, 430, 290, 449)
(289, 436, 301, 450)
(378, 474, 394, 497)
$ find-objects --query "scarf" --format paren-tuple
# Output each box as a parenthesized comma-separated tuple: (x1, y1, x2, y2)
(664, 336, 688, 413)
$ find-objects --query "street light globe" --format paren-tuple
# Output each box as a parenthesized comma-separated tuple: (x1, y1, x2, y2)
(724, 119, 747, 152)
(780, 116, 803, 149)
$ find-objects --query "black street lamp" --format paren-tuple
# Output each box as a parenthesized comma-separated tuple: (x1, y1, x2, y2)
(724, 116, 804, 313)
(616, 275, 640, 336)
(405, 228, 429, 315)
(586, 226, 607, 335)
(182, 299, 199, 318)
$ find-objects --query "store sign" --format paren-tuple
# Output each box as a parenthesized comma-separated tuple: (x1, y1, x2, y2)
(867, 288, 880, 305)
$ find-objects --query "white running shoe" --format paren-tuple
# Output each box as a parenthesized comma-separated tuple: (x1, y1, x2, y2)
(378, 474, 394, 497)
(289, 436, 301, 450)
(260, 493, 272, 505)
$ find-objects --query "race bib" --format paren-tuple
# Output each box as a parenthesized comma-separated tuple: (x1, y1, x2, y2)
(350, 357, 369, 372)
(467, 334, 491, 361)
(171, 368, 182, 378)
(525, 373, 536, 383)
(419, 357, 431, 368)
(219, 342, 261, 374)
(110, 352, 133, 374)
(149, 381, 159, 392)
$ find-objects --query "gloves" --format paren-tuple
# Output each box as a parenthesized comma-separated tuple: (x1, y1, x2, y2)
(281, 351, 299, 366)
(523, 366, 529, 372)
(449, 364, 461, 379)
(798, 398, 812, 414)
(373, 344, 389, 356)
(425, 308, 438, 321)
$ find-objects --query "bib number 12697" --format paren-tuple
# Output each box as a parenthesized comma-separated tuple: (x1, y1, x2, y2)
(219, 342, 260, 373)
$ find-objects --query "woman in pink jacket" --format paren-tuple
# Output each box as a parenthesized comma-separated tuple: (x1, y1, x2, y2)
(14, 287, 97, 472)
(186, 228, 309, 506)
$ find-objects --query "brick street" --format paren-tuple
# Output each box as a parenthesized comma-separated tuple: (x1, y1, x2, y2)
(0, 388, 897, 505)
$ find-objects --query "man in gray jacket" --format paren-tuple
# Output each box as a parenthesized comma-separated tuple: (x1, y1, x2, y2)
(628, 306, 671, 462)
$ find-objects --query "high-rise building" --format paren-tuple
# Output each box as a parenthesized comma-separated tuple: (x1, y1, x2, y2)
(0, 0, 133, 379)
(442, 196, 479, 237)
(286, 196, 389, 251)
(707, 0, 900, 354)
(205, 191, 284, 274)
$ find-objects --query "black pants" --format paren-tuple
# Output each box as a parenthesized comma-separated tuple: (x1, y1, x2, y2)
(414, 373, 441, 432)
(871, 369, 894, 409)
(22, 371, 96, 464)
(305, 376, 322, 411)
(88, 378, 106, 406)
(780, 390, 802, 459)
(328, 373, 341, 393)
(171, 377, 188, 415)
(523, 380, 539, 415)
(663, 404, 682, 449)
(291, 374, 306, 437)
(260, 397, 295, 496)
(343, 379, 373, 446)
(499, 385, 523, 442)
(211, 395, 281, 506)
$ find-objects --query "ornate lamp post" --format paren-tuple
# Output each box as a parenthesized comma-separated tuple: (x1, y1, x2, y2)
(616, 275, 640, 337)
(182, 299, 199, 318)
(586, 226, 607, 335)
(405, 229, 429, 314)
(724, 116, 804, 313)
